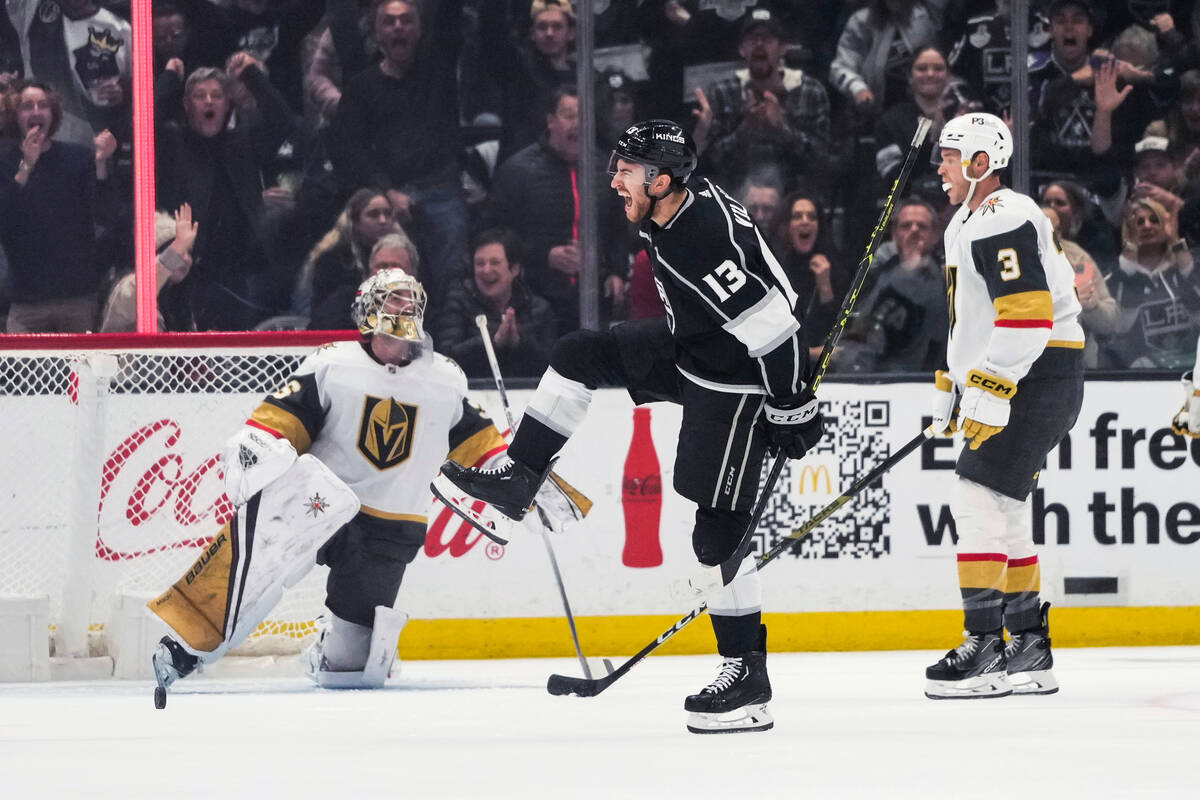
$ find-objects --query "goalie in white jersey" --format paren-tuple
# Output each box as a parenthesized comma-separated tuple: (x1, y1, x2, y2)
(924, 113, 1084, 700)
(147, 270, 519, 705)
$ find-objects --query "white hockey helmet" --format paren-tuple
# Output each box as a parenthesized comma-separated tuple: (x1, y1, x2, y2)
(938, 112, 1012, 181)
(352, 268, 427, 341)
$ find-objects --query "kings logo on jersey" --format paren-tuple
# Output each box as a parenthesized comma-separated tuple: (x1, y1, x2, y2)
(357, 397, 419, 470)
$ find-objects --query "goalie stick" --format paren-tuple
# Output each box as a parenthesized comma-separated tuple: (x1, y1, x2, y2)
(547, 426, 934, 697)
(473, 315, 609, 681)
(713, 116, 934, 588)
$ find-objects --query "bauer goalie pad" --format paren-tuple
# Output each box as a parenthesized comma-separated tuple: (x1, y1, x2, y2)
(148, 454, 359, 661)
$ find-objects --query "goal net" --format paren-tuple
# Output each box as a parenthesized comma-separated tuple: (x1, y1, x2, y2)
(0, 332, 359, 664)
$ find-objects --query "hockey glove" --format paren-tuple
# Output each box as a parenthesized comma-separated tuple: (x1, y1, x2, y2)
(221, 425, 298, 507)
(958, 365, 1018, 451)
(931, 369, 960, 436)
(763, 391, 824, 460)
(1172, 371, 1200, 438)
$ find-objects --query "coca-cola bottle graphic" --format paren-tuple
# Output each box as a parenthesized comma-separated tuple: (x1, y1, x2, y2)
(622, 406, 663, 567)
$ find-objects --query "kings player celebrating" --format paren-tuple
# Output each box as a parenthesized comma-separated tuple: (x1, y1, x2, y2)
(924, 113, 1084, 699)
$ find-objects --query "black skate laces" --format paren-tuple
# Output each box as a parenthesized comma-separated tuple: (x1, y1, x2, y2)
(702, 657, 744, 693)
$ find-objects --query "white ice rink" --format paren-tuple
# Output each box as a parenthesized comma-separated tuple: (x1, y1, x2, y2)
(2, 646, 1198, 799)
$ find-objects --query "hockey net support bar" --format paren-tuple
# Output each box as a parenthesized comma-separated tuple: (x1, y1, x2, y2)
(0, 331, 358, 664)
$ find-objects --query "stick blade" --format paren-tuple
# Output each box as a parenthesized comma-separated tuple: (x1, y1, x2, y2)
(547, 672, 606, 697)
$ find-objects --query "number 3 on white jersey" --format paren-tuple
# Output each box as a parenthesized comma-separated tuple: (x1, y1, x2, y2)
(998, 248, 1021, 281)
(702, 260, 748, 301)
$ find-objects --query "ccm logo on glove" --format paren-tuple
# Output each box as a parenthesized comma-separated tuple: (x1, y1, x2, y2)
(966, 369, 1016, 398)
(764, 402, 819, 425)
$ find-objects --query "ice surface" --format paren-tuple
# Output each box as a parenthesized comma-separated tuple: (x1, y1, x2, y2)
(2, 647, 1198, 799)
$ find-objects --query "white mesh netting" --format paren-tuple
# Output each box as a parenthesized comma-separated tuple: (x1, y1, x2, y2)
(0, 337, 346, 658)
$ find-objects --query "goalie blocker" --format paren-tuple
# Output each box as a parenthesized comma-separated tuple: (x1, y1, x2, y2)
(149, 455, 359, 705)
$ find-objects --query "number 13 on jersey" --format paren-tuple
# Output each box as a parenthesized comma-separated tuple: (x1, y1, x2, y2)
(702, 260, 748, 302)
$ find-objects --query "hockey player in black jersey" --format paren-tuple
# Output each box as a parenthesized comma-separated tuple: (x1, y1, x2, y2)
(433, 119, 825, 733)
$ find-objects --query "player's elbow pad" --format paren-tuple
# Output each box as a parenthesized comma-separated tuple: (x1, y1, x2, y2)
(221, 425, 299, 507)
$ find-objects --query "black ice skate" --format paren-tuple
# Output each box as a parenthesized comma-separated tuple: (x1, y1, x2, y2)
(151, 635, 199, 709)
(1005, 602, 1058, 695)
(431, 458, 552, 544)
(684, 625, 773, 734)
(925, 630, 1011, 699)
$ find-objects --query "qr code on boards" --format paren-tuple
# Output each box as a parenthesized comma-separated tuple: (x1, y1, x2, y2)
(754, 400, 892, 560)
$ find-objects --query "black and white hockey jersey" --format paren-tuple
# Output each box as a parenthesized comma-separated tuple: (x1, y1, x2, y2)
(640, 178, 808, 398)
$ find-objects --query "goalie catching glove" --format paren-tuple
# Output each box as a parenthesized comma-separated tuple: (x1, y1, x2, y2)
(930, 370, 960, 436)
(221, 425, 298, 507)
(762, 391, 824, 460)
(958, 364, 1019, 450)
(1172, 371, 1200, 438)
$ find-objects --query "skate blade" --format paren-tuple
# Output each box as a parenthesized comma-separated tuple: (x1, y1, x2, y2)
(430, 475, 514, 545)
(686, 704, 774, 734)
(925, 672, 1013, 700)
(151, 650, 179, 710)
(1009, 669, 1059, 695)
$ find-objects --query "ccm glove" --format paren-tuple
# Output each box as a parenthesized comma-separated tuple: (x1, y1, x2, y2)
(221, 425, 298, 507)
(957, 364, 1018, 451)
(930, 370, 959, 436)
(1172, 371, 1200, 437)
(763, 391, 824, 460)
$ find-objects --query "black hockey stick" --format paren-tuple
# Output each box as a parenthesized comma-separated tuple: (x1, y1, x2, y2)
(473, 315, 605, 681)
(547, 426, 933, 697)
(715, 116, 934, 586)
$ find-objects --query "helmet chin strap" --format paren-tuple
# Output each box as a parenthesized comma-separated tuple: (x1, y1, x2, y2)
(959, 158, 995, 207)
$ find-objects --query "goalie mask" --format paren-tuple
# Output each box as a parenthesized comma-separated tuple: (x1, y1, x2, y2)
(352, 268, 427, 342)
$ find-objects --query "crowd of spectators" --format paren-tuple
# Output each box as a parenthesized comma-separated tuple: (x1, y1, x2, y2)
(1, 0, 1199, 377)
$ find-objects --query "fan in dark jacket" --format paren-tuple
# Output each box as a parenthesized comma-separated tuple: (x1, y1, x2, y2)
(434, 228, 557, 379)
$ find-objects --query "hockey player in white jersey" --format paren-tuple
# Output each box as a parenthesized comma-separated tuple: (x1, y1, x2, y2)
(148, 270, 524, 706)
(1172, 336, 1200, 437)
(925, 113, 1084, 699)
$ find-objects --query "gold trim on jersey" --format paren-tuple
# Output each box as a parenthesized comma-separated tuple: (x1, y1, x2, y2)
(357, 396, 419, 470)
(447, 425, 507, 467)
(1047, 339, 1085, 349)
(249, 403, 312, 453)
(360, 506, 428, 524)
(993, 290, 1052, 321)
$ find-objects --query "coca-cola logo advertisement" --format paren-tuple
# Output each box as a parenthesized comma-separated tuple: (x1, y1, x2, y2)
(95, 418, 501, 562)
(622, 473, 662, 497)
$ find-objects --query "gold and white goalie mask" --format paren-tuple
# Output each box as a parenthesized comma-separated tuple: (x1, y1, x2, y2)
(352, 268, 428, 342)
(148, 455, 359, 660)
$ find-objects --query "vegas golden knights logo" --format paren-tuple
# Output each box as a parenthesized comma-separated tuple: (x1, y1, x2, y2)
(357, 396, 418, 469)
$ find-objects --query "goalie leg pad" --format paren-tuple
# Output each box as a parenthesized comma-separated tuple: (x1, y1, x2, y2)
(318, 515, 422, 628)
(306, 606, 409, 689)
(148, 454, 359, 661)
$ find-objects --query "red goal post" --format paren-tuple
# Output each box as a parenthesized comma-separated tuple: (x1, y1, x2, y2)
(0, 331, 359, 671)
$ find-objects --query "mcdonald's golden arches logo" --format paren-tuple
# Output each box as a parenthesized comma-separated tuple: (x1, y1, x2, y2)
(357, 396, 419, 469)
(795, 464, 832, 495)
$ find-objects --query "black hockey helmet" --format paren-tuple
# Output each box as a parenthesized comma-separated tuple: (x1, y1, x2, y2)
(608, 119, 697, 188)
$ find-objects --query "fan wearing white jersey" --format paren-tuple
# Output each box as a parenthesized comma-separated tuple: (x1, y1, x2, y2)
(148, 270, 512, 703)
(924, 113, 1084, 700)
